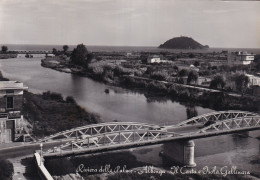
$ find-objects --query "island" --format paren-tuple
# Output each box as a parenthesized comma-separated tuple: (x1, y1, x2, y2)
(159, 36, 209, 49)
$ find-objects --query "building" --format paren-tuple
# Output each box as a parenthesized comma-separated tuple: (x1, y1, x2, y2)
(0, 81, 28, 143)
(245, 74, 260, 86)
(147, 55, 172, 64)
(147, 55, 161, 63)
(228, 51, 255, 65)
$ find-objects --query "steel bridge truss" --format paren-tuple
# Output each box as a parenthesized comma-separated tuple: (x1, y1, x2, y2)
(39, 122, 161, 142)
(46, 130, 178, 155)
(44, 116, 260, 156)
(196, 116, 260, 134)
(175, 111, 258, 127)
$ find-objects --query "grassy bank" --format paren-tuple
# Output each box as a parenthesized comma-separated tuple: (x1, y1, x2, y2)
(121, 76, 260, 112)
(22, 91, 100, 137)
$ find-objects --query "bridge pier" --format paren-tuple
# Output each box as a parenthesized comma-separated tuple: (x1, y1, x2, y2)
(161, 140, 196, 167)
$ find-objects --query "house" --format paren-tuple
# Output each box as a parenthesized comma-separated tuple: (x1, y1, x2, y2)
(147, 55, 172, 64)
(228, 51, 255, 65)
(147, 55, 161, 63)
(45, 54, 55, 58)
(0, 81, 28, 143)
(245, 74, 260, 86)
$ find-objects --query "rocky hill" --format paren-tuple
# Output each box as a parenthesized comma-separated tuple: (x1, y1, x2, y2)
(159, 36, 209, 49)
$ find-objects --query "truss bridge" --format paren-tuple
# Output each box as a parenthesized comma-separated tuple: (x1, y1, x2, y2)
(39, 111, 260, 167)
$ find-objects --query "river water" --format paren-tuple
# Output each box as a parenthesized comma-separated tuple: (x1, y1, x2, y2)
(0, 56, 259, 176)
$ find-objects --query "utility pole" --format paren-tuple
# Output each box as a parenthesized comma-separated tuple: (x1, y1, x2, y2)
(40, 143, 43, 166)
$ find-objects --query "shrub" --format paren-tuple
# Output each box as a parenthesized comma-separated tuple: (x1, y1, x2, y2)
(187, 70, 198, 84)
(42, 91, 64, 102)
(66, 96, 76, 104)
(210, 75, 226, 89)
(178, 69, 189, 77)
(0, 159, 14, 180)
(150, 71, 169, 81)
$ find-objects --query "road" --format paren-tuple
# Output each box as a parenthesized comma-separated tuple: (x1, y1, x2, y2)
(0, 140, 70, 159)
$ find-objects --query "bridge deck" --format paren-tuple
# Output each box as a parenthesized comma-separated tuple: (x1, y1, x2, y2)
(42, 114, 260, 157)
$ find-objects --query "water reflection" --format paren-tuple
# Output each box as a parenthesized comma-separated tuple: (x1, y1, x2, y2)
(186, 105, 198, 119)
(231, 132, 250, 150)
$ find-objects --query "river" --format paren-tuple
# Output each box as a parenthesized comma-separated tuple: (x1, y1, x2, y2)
(0, 56, 259, 177)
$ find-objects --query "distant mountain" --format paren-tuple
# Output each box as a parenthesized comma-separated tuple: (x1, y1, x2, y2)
(159, 36, 209, 49)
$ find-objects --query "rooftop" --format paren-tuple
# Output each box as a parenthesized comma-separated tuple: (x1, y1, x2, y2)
(233, 51, 256, 56)
(0, 81, 28, 90)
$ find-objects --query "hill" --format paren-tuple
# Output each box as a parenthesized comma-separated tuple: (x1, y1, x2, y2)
(159, 36, 209, 49)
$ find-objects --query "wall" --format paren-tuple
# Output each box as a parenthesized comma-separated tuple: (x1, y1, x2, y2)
(0, 94, 23, 113)
(34, 152, 54, 180)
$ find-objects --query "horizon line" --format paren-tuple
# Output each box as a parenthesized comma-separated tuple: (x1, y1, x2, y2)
(0, 43, 259, 49)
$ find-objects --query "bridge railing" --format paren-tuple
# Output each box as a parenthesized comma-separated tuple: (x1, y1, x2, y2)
(42, 116, 260, 157)
(38, 122, 162, 142)
(194, 116, 260, 134)
(163, 111, 259, 128)
(44, 130, 180, 155)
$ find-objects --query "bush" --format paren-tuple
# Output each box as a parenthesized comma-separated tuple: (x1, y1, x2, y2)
(178, 69, 189, 77)
(42, 91, 64, 102)
(187, 70, 198, 84)
(0, 159, 14, 180)
(150, 71, 169, 81)
(66, 96, 76, 104)
(210, 75, 226, 89)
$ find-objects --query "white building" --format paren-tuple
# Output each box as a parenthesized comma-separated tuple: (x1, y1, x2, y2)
(228, 51, 255, 65)
(147, 55, 161, 63)
(0, 81, 28, 143)
(245, 74, 260, 86)
(147, 55, 172, 64)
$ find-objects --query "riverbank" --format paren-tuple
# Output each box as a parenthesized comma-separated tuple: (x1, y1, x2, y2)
(0, 53, 17, 59)
(0, 70, 100, 138)
(22, 91, 101, 138)
(41, 57, 260, 113)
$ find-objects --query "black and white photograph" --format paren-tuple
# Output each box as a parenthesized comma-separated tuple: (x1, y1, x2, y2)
(0, 0, 260, 179)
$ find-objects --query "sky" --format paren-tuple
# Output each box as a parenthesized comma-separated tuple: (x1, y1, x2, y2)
(0, 0, 259, 48)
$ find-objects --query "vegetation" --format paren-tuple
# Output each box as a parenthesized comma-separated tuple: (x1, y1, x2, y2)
(23, 91, 100, 137)
(187, 70, 198, 84)
(178, 69, 188, 77)
(71, 44, 91, 67)
(233, 73, 250, 94)
(0, 159, 14, 180)
(52, 48, 58, 56)
(0, 71, 9, 81)
(40, 48, 260, 113)
(210, 75, 225, 89)
(63, 45, 69, 52)
(1, 45, 8, 53)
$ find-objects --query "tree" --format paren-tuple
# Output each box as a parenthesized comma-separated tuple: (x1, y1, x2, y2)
(189, 53, 195, 58)
(234, 73, 249, 94)
(63, 45, 69, 52)
(140, 54, 148, 64)
(194, 61, 200, 67)
(187, 70, 198, 84)
(186, 106, 198, 119)
(178, 69, 188, 77)
(52, 48, 58, 56)
(210, 75, 226, 89)
(0, 159, 14, 180)
(1, 46, 8, 53)
(71, 44, 90, 67)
